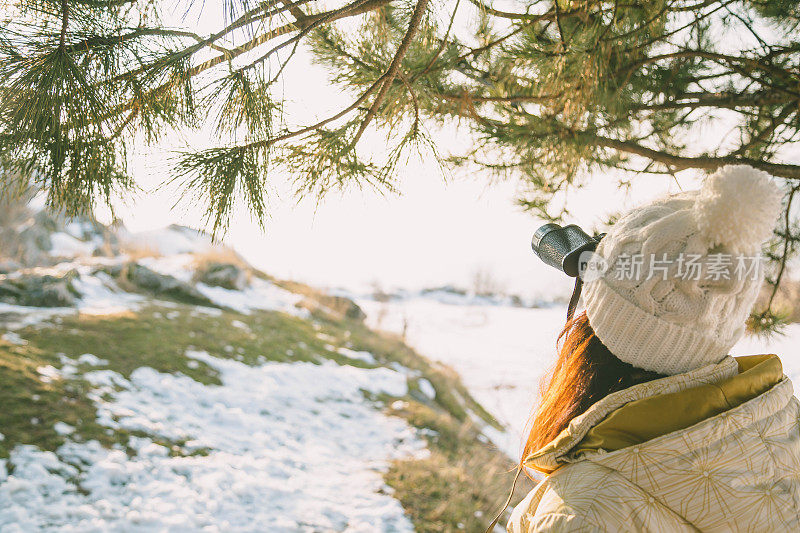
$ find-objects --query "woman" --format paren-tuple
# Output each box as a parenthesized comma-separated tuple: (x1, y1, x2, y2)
(508, 166, 800, 532)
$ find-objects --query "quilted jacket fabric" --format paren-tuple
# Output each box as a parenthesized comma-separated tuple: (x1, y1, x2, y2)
(508, 354, 800, 532)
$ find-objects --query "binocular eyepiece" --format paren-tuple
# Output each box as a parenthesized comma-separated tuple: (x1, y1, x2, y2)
(531, 223, 604, 278)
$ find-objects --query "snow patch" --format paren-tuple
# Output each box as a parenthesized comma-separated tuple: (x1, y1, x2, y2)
(49, 232, 96, 258)
(36, 365, 61, 384)
(230, 320, 250, 332)
(391, 400, 409, 411)
(337, 347, 377, 365)
(417, 378, 436, 399)
(64, 221, 90, 240)
(0, 353, 427, 531)
(125, 226, 215, 257)
(53, 423, 74, 436)
(0, 304, 72, 331)
(191, 306, 223, 317)
(73, 271, 143, 316)
(77, 354, 108, 367)
(1, 332, 27, 345)
(137, 254, 196, 283)
(195, 278, 306, 317)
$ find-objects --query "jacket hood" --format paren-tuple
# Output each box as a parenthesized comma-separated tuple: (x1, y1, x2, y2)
(523, 354, 784, 474)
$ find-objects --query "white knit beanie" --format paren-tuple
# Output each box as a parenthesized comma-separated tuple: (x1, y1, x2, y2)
(583, 165, 783, 375)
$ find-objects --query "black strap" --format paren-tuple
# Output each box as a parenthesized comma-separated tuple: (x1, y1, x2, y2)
(566, 276, 583, 322)
(484, 466, 523, 533)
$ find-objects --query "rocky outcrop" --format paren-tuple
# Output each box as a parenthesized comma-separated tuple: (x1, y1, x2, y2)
(103, 263, 216, 307)
(0, 194, 120, 267)
(0, 271, 79, 307)
(195, 262, 249, 291)
(298, 294, 367, 322)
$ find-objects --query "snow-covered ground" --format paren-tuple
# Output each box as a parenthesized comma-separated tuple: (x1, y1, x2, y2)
(355, 294, 800, 459)
(0, 224, 432, 532)
(0, 351, 426, 532)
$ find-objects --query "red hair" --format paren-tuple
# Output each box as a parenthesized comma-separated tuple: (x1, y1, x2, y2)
(521, 312, 665, 466)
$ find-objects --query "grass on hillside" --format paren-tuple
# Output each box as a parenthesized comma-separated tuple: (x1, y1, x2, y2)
(0, 299, 531, 531)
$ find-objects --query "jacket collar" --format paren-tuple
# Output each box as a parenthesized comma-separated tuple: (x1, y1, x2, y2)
(523, 354, 783, 474)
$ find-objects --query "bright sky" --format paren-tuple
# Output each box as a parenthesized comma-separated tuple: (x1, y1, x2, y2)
(98, 2, 709, 299)
(111, 132, 697, 300)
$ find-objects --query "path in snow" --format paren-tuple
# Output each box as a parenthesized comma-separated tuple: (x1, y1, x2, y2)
(0, 352, 426, 532)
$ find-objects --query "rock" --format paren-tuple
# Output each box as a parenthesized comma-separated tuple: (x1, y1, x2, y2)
(0, 190, 122, 267)
(196, 262, 248, 291)
(297, 294, 366, 322)
(6, 223, 57, 267)
(26, 279, 76, 307)
(105, 262, 216, 307)
(0, 272, 78, 307)
(0, 282, 23, 302)
(0, 260, 22, 274)
(339, 297, 367, 321)
(421, 285, 467, 296)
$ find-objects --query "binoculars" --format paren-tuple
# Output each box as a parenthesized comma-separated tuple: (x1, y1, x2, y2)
(531, 223, 604, 278)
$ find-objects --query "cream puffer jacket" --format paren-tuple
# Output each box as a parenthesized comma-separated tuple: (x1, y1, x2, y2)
(508, 354, 800, 532)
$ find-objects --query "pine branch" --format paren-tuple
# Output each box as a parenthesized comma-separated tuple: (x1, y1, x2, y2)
(279, 0, 311, 24)
(732, 104, 796, 157)
(103, 0, 391, 125)
(240, 0, 392, 72)
(413, 0, 460, 81)
(766, 185, 799, 311)
(352, 0, 430, 145)
(429, 98, 800, 180)
(97, 1, 315, 90)
(552, 0, 566, 51)
(245, 70, 390, 149)
(5, 0, 800, 234)
(593, 135, 800, 179)
(466, 0, 543, 20)
(630, 92, 795, 111)
(58, 0, 68, 48)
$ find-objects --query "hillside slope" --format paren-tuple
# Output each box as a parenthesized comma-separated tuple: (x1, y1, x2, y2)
(0, 202, 530, 532)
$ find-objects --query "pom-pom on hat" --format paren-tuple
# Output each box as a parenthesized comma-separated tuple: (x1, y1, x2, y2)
(583, 165, 782, 376)
(694, 166, 783, 252)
